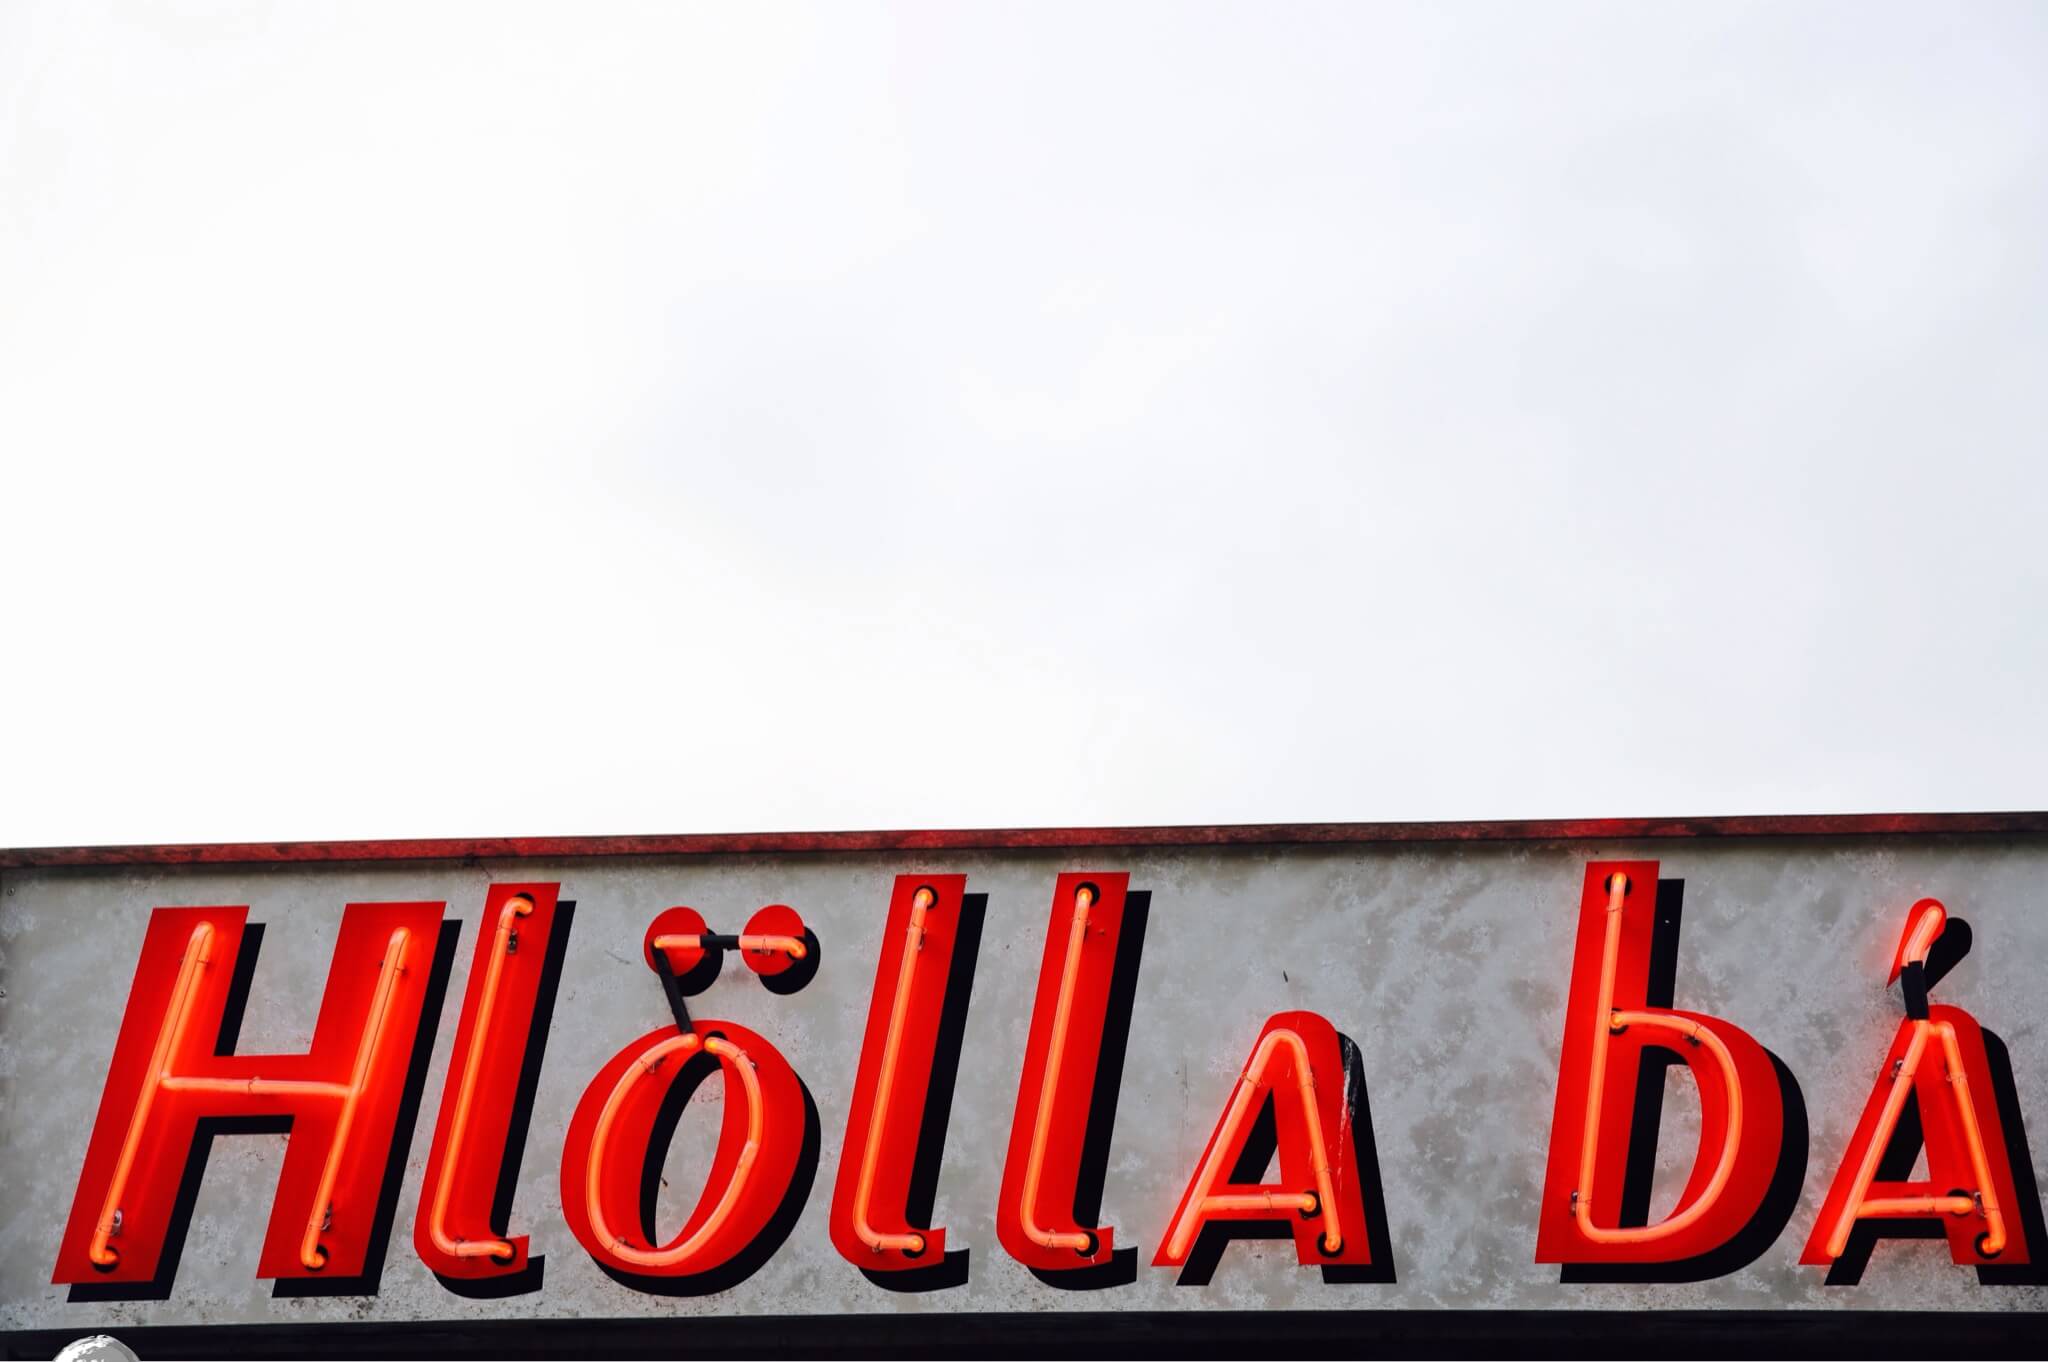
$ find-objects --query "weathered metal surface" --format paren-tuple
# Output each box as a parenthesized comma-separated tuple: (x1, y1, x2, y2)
(2, 829, 2044, 1338)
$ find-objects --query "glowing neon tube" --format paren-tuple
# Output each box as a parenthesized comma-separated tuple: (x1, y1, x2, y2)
(852, 887, 933, 1255)
(1824, 1018, 1930, 1257)
(584, 1034, 764, 1269)
(89, 921, 217, 1266)
(158, 1078, 348, 1096)
(301, 926, 412, 1270)
(1020, 885, 1097, 1253)
(1936, 1021, 2007, 1257)
(1574, 872, 1745, 1245)
(651, 933, 807, 961)
(1902, 900, 1946, 972)
(428, 894, 533, 1261)
(1200, 1193, 1320, 1214)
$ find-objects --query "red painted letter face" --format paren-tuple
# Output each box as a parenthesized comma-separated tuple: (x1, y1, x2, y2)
(1155, 1011, 1383, 1277)
(829, 874, 974, 1272)
(53, 903, 446, 1287)
(1802, 899, 2032, 1272)
(1535, 862, 1786, 1266)
(997, 872, 1138, 1272)
(414, 883, 568, 1283)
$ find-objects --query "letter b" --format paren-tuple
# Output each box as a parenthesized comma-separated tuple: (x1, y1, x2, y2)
(1535, 862, 1785, 1267)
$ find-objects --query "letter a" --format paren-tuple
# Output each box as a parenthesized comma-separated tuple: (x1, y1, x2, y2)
(1155, 1011, 1382, 1276)
(1802, 898, 2032, 1270)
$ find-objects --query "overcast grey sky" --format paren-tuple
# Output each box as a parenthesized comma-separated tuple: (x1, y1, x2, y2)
(1, 2, 2043, 848)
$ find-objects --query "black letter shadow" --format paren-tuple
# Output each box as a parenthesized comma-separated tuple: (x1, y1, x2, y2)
(1976, 1027, 2047, 1285)
(1319, 1031, 1397, 1284)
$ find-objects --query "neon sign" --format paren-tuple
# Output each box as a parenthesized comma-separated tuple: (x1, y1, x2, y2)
(40, 857, 2043, 1305)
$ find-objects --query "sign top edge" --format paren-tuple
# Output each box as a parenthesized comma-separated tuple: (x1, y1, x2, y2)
(6, 811, 2048, 869)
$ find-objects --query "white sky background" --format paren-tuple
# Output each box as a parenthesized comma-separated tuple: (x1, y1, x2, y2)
(1, 1, 2043, 848)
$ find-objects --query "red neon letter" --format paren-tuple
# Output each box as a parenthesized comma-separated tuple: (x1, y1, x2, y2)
(1535, 861, 1785, 1266)
(560, 923, 808, 1282)
(996, 872, 1135, 1271)
(1155, 1011, 1379, 1274)
(1801, 898, 2030, 1270)
(53, 902, 445, 1286)
(414, 883, 566, 1282)
(830, 874, 971, 1271)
